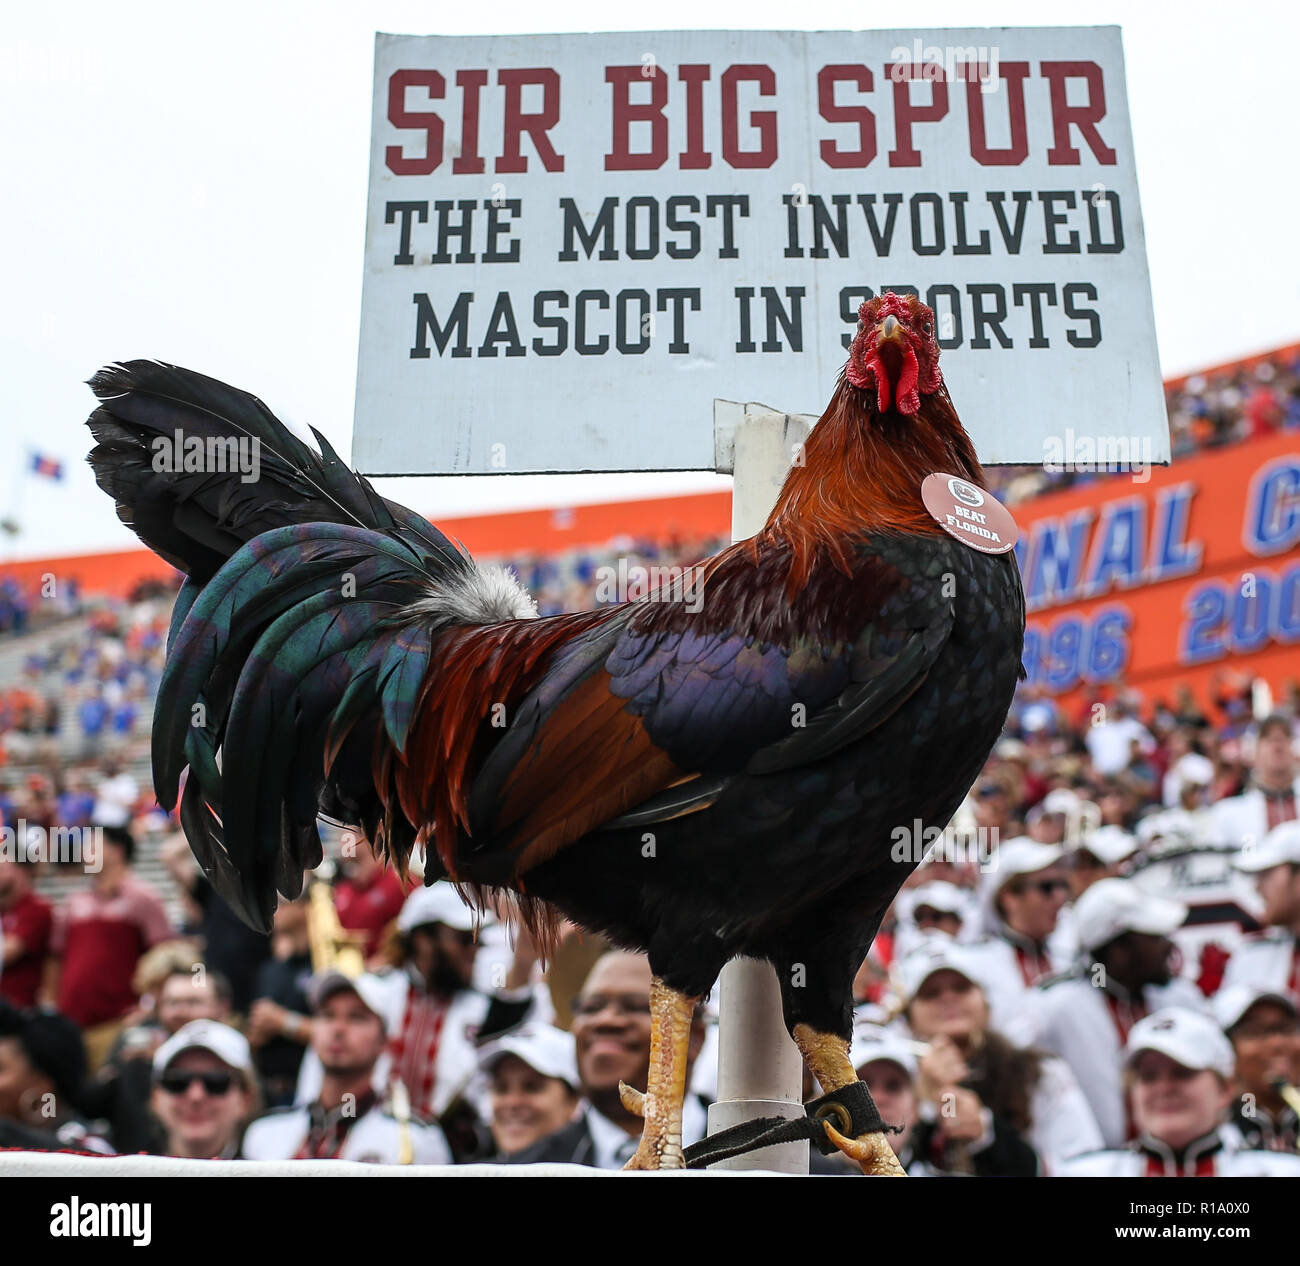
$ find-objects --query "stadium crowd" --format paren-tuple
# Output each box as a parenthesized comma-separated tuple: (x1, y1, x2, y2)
(0, 344, 1298, 1175)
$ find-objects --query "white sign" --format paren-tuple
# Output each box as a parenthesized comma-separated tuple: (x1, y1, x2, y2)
(354, 27, 1168, 475)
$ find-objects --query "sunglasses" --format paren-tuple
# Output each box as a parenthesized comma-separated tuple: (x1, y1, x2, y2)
(157, 1070, 237, 1096)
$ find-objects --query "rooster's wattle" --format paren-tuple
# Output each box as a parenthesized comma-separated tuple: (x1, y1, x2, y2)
(85, 291, 1025, 1171)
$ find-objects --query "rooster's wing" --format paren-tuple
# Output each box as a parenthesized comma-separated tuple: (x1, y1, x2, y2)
(449, 540, 956, 885)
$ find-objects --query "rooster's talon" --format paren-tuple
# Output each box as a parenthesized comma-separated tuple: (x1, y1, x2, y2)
(822, 1121, 906, 1176)
(618, 1082, 646, 1117)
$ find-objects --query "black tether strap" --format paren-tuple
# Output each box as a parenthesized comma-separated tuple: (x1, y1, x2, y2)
(684, 1081, 896, 1169)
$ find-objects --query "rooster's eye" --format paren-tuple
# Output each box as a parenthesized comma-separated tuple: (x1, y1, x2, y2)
(922, 321, 933, 337)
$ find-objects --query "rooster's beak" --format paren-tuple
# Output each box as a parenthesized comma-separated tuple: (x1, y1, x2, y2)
(879, 315, 903, 343)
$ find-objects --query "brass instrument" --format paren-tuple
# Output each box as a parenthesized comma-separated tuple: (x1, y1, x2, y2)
(388, 1077, 415, 1166)
(1062, 797, 1103, 850)
(1273, 1079, 1300, 1153)
(306, 861, 366, 977)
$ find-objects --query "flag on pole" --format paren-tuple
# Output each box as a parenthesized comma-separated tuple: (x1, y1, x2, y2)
(29, 452, 64, 481)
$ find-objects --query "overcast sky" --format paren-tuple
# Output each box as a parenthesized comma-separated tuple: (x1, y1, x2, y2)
(2, 0, 1295, 561)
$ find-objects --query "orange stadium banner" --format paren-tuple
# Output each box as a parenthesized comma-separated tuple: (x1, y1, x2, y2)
(1015, 429, 1300, 713)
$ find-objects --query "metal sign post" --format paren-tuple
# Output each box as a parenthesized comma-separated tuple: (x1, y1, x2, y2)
(706, 401, 813, 1173)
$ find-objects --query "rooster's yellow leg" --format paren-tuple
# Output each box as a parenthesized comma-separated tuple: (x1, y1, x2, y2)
(793, 1023, 906, 1177)
(618, 977, 698, 1170)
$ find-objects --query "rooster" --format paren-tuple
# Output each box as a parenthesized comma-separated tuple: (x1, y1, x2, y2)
(85, 292, 1025, 1172)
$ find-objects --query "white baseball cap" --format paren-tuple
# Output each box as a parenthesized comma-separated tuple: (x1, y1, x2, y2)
(994, 738, 1029, 762)
(1038, 789, 1081, 816)
(1212, 984, 1298, 1034)
(1073, 825, 1138, 866)
(908, 880, 968, 918)
(1233, 820, 1300, 873)
(1124, 1008, 1235, 1079)
(479, 1024, 579, 1089)
(1073, 877, 1186, 953)
(987, 838, 1065, 888)
(309, 970, 396, 1033)
(1169, 753, 1214, 790)
(851, 1019, 919, 1078)
(397, 883, 479, 934)
(893, 935, 986, 1006)
(153, 1019, 253, 1077)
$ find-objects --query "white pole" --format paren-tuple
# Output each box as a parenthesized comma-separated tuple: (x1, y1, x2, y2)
(706, 402, 813, 1173)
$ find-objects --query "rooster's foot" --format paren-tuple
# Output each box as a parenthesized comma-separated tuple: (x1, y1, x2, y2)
(618, 978, 698, 1171)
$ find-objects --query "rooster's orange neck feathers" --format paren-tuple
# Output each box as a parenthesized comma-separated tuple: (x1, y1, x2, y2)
(762, 378, 985, 591)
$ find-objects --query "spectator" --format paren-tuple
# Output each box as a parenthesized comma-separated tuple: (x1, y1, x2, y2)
(505, 950, 709, 1169)
(150, 1019, 258, 1160)
(1214, 985, 1300, 1151)
(1056, 1009, 1300, 1175)
(162, 832, 269, 1015)
(323, 885, 533, 1136)
(1163, 745, 1215, 810)
(892, 880, 970, 960)
(970, 775, 1015, 842)
(76, 691, 108, 760)
(0, 1002, 111, 1153)
(0, 854, 53, 1008)
(55, 771, 96, 828)
(242, 970, 450, 1164)
(90, 759, 139, 829)
(1024, 788, 1080, 846)
(90, 962, 234, 1154)
(1064, 826, 1138, 900)
(46, 825, 174, 1071)
(479, 1023, 581, 1158)
(247, 897, 313, 1108)
(1085, 697, 1155, 778)
(333, 832, 410, 963)
(894, 937, 1101, 1174)
(1224, 820, 1300, 1008)
(1208, 714, 1299, 846)
(851, 1021, 927, 1173)
(965, 838, 1073, 1038)
(1027, 878, 1205, 1146)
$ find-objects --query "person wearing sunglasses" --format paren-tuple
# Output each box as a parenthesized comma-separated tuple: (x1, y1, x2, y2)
(892, 879, 971, 961)
(1056, 1008, 1300, 1176)
(149, 1018, 257, 1160)
(965, 838, 1075, 1042)
(1024, 877, 1207, 1148)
